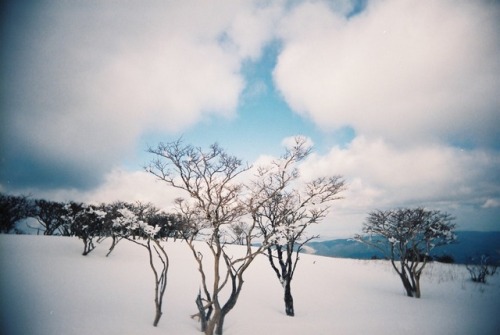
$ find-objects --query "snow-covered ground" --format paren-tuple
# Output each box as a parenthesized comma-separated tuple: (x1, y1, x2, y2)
(1, 235, 499, 335)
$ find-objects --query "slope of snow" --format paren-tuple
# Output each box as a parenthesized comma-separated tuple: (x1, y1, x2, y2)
(1, 235, 499, 335)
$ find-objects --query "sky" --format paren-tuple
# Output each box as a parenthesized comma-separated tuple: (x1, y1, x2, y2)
(1, 0, 499, 238)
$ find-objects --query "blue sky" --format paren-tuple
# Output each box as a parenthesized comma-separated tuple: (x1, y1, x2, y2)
(1, 0, 499, 238)
(138, 41, 356, 165)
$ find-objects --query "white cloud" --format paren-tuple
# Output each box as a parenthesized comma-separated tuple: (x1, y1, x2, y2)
(3, 0, 498, 237)
(81, 169, 184, 210)
(16, 136, 498, 238)
(300, 136, 500, 210)
(243, 132, 500, 237)
(295, 135, 500, 237)
(17, 169, 184, 211)
(3, 0, 282, 188)
(272, 0, 500, 237)
(274, 0, 500, 146)
(482, 199, 500, 209)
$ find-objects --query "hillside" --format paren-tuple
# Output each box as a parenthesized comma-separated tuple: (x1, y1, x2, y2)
(1, 235, 499, 334)
(306, 231, 500, 264)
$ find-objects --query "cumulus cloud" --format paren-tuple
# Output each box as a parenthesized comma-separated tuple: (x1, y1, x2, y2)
(269, 0, 500, 237)
(296, 135, 500, 236)
(2, 0, 498, 237)
(300, 136, 500, 207)
(274, 0, 500, 146)
(1, 0, 282, 189)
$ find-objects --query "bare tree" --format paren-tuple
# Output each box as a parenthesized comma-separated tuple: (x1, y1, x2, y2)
(252, 137, 345, 316)
(146, 140, 269, 335)
(355, 208, 456, 298)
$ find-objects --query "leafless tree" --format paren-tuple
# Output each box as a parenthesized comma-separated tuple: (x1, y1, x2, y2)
(252, 137, 345, 316)
(146, 140, 270, 335)
(355, 208, 456, 298)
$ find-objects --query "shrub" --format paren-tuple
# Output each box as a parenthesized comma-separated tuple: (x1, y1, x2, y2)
(465, 255, 498, 283)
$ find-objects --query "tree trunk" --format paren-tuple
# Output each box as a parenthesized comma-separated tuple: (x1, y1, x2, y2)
(399, 273, 415, 297)
(214, 278, 240, 335)
(203, 310, 227, 335)
(215, 314, 225, 335)
(106, 235, 118, 257)
(82, 238, 94, 256)
(205, 310, 220, 335)
(284, 278, 294, 316)
(146, 238, 168, 326)
(153, 306, 162, 327)
(196, 292, 208, 332)
(413, 273, 421, 298)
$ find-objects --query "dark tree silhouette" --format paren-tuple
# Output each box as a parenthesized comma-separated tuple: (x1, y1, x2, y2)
(0, 193, 34, 233)
(34, 199, 71, 235)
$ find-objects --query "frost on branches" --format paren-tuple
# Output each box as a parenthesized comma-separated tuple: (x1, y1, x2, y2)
(113, 207, 161, 239)
(112, 205, 169, 327)
(252, 136, 345, 316)
(146, 139, 268, 335)
(66, 203, 107, 256)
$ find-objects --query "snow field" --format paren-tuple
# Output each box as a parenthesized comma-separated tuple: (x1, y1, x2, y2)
(1, 235, 499, 335)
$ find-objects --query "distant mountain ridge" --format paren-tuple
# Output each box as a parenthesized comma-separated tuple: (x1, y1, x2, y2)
(304, 231, 500, 264)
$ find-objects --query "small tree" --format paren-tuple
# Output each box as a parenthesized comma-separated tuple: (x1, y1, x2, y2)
(355, 208, 456, 298)
(252, 137, 345, 316)
(33, 199, 71, 236)
(466, 255, 498, 283)
(98, 201, 131, 256)
(146, 140, 269, 335)
(68, 203, 107, 255)
(101, 201, 157, 256)
(112, 207, 169, 327)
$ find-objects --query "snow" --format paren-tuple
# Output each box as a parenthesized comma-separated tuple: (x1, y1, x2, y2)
(1, 235, 499, 335)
